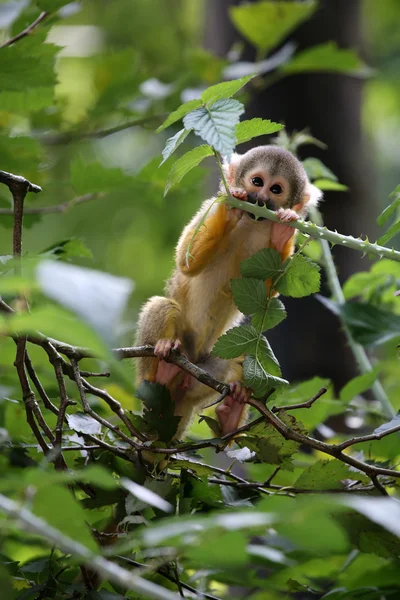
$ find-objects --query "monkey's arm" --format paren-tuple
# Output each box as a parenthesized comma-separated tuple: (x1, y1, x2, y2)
(176, 200, 240, 276)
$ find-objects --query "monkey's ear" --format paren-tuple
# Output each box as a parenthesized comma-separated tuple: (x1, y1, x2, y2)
(303, 183, 323, 209)
(222, 153, 241, 185)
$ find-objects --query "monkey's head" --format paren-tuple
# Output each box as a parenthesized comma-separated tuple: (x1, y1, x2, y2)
(223, 145, 322, 218)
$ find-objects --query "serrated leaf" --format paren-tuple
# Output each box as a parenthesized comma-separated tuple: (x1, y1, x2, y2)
(183, 98, 244, 158)
(243, 355, 287, 397)
(302, 157, 337, 182)
(201, 75, 254, 105)
(0, 35, 58, 92)
(157, 99, 202, 132)
(164, 145, 213, 195)
(251, 298, 287, 331)
(160, 128, 191, 165)
(66, 413, 102, 435)
(373, 414, 400, 436)
(235, 118, 284, 145)
(257, 335, 282, 377)
(314, 179, 349, 192)
(230, 0, 317, 53)
(338, 302, 400, 347)
(241, 248, 282, 280)
(136, 381, 181, 442)
(295, 459, 369, 491)
(377, 220, 400, 246)
(231, 278, 267, 314)
(212, 325, 258, 359)
(276, 255, 320, 298)
(281, 42, 369, 75)
(339, 368, 380, 403)
(377, 185, 400, 227)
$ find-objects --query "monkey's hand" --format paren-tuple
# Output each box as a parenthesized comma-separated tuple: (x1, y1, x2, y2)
(216, 381, 251, 436)
(229, 187, 248, 201)
(271, 208, 299, 252)
(154, 339, 183, 387)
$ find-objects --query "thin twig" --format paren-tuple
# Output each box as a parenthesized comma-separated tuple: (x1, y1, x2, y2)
(276, 387, 328, 411)
(0, 11, 48, 49)
(0, 192, 104, 216)
(337, 424, 400, 451)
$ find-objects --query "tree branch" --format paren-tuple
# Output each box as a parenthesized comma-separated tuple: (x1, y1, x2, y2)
(0, 192, 104, 216)
(0, 12, 48, 49)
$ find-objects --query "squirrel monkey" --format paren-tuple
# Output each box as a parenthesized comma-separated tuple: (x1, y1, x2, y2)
(136, 146, 322, 439)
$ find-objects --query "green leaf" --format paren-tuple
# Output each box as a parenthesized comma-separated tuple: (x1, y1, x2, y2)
(212, 325, 258, 359)
(230, 0, 317, 53)
(32, 483, 97, 552)
(377, 220, 400, 246)
(243, 354, 287, 397)
(377, 184, 400, 227)
(235, 118, 284, 145)
(66, 413, 102, 435)
(276, 255, 321, 298)
(183, 98, 244, 158)
(339, 368, 381, 403)
(136, 381, 181, 442)
(241, 248, 282, 280)
(252, 298, 287, 331)
(160, 128, 191, 165)
(164, 145, 213, 195)
(257, 335, 282, 377)
(302, 158, 338, 182)
(338, 302, 400, 347)
(281, 42, 369, 75)
(201, 74, 255, 105)
(40, 238, 93, 261)
(0, 564, 15, 600)
(36, 261, 133, 344)
(313, 179, 349, 192)
(0, 87, 54, 114)
(295, 459, 369, 491)
(157, 99, 202, 132)
(231, 278, 267, 314)
(70, 158, 135, 195)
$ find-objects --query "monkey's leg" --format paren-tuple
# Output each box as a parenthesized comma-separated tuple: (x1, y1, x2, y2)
(135, 296, 184, 388)
(174, 356, 250, 439)
(177, 203, 241, 276)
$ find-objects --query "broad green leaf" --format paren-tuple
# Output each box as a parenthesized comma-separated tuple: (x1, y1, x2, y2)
(241, 248, 282, 280)
(294, 459, 369, 491)
(339, 368, 381, 403)
(201, 74, 254, 105)
(183, 98, 244, 157)
(314, 179, 349, 192)
(70, 158, 135, 194)
(32, 483, 97, 552)
(212, 325, 258, 359)
(281, 42, 369, 75)
(302, 158, 337, 182)
(276, 255, 321, 297)
(377, 184, 400, 227)
(157, 99, 202, 132)
(377, 220, 400, 246)
(124, 478, 173, 513)
(257, 335, 282, 377)
(252, 298, 287, 331)
(136, 381, 181, 442)
(0, 135, 42, 174)
(339, 302, 400, 346)
(243, 354, 287, 397)
(40, 238, 93, 261)
(4, 304, 105, 355)
(164, 145, 213, 195)
(160, 128, 191, 165)
(0, 88, 54, 114)
(231, 278, 267, 314)
(343, 272, 387, 300)
(230, 0, 317, 53)
(235, 118, 284, 145)
(36, 261, 133, 344)
(66, 413, 102, 435)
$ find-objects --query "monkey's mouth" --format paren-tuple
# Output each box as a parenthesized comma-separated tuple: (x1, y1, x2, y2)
(245, 194, 275, 221)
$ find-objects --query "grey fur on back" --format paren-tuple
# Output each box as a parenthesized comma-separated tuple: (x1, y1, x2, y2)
(235, 146, 307, 206)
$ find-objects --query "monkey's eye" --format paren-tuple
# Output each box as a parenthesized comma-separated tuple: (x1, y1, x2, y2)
(251, 176, 264, 187)
(270, 184, 283, 194)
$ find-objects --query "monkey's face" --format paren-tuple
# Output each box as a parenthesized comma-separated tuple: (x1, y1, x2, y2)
(240, 165, 291, 213)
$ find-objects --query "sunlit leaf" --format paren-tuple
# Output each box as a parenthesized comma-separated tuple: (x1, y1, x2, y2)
(339, 368, 381, 403)
(157, 99, 202, 132)
(201, 74, 254, 105)
(235, 118, 284, 145)
(164, 145, 213, 195)
(276, 255, 320, 297)
(377, 184, 400, 227)
(314, 179, 349, 192)
(281, 42, 369, 76)
(302, 158, 337, 182)
(212, 325, 258, 359)
(160, 128, 191, 165)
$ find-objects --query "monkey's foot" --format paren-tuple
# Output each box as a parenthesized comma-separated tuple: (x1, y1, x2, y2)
(154, 338, 181, 359)
(229, 187, 248, 200)
(216, 381, 252, 436)
(276, 208, 299, 223)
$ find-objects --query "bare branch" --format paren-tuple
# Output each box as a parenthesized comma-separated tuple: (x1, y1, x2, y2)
(0, 192, 104, 216)
(0, 12, 48, 49)
(337, 423, 400, 450)
(277, 387, 328, 411)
